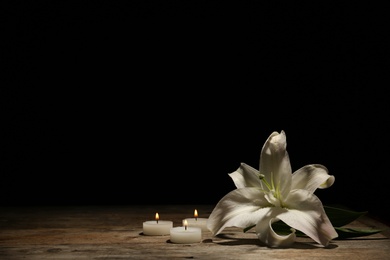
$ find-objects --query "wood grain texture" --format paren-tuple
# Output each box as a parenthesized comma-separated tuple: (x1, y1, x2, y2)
(0, 205, 389, 260)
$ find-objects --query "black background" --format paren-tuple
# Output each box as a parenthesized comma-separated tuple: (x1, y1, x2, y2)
(2, 2, 389, 223)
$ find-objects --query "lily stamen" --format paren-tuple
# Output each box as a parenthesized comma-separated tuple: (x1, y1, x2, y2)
(258, 173, 272, 191)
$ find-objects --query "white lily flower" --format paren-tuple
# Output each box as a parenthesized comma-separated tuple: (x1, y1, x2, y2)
(207, 130, 338, 247)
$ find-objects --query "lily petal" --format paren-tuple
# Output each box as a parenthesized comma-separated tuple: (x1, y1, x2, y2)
(291, 164, 335, 193)
(281, 189, 338, 246)
(228, 163, 262, 189)
(260, 131, 292, 198)
(207, 187, 272, 235)
(255, 213, 297, 248)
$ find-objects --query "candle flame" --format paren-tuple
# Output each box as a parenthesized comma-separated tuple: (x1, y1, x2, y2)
(184, 219, 188, 230)
(155, 212, 159, 223)
(194, 209, 198, 220)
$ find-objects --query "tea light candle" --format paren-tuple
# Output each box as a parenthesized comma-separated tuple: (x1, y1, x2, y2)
(143, 213, 173, 236)
(183, 209, 209, 232)
(170, 219, 202, 244)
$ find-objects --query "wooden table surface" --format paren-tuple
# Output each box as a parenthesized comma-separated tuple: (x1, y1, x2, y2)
(0, 204, 389, 260)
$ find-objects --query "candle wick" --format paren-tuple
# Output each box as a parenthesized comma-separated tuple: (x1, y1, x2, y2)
(185, 225, 187, 230)
(157, 219, 158, 224)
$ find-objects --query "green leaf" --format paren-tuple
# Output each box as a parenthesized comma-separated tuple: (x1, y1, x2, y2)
(243, 205, 382, 240)
(249, 221, 382, 239)
(244, 221, 307, 237)
(243, 225, 255, 233)
(271, 221, 305, 236)
(324, 205, 368, 227)
(334, 227, 382, 239)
